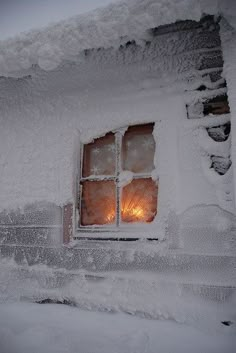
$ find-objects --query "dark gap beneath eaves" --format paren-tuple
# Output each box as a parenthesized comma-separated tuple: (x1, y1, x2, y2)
(203, 95, 230, 116)
(211, 155, 232, 175)
(221, 321, 233, 326)
(36, 298, 76, 306)
(207, 123, 231, 142)
(150, 15, 219, 37)
(197, 85, 207, 91)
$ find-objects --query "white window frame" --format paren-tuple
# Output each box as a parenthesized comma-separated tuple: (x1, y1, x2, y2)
(76, 123, 159, 239)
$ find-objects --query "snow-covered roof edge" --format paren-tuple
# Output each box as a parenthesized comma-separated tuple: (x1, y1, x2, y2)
(0, 0, 235, 76)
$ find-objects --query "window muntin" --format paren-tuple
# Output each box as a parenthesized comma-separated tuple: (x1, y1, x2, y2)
(79, 123, 157, 228)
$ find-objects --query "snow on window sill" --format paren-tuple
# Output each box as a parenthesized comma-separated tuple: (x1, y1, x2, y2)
(74, 228, 159, 241)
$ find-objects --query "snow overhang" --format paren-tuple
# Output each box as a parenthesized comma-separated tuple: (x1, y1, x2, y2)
(0, 0, 235, 77)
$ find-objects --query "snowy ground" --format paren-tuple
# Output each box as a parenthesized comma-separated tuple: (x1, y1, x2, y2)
(0, 302, 235, 353)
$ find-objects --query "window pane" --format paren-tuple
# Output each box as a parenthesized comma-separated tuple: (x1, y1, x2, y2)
(121, 178, 157, 223)
(83, 133, 116, 177)
(122, 124, 155, 173)
(81, 180, 116, 226)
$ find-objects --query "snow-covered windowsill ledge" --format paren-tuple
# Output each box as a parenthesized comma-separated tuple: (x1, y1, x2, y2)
(73, 225, 167, 242)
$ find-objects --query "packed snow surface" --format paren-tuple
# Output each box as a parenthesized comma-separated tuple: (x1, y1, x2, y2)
(0, 0, 235, 75)
(0, 302, 235, 353)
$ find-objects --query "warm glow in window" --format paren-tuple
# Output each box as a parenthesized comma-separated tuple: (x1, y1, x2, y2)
(121, 178, 157, 223)
(80, 123, 157, 227)
(81, 180, 116, 226)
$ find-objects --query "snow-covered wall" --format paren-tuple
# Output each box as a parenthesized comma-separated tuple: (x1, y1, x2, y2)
(0, 16, 235, 253)
(0, 14, 236, 318)
(0, 17, 232, 216)
(0, 16, 235, 258)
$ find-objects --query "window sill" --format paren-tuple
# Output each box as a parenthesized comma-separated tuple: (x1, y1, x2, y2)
(69, 237, 164, 253)
(74, 236, 158, 241)
(75, 226, 160, 241)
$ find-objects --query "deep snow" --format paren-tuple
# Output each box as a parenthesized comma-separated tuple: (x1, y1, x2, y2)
(0, 302, 235, 353)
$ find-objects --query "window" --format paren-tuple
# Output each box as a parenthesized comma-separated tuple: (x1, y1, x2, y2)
(78, 123, 158, 230)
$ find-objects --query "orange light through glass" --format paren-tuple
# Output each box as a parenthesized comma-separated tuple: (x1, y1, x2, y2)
(106, 211, 115, 223)
(122, 206, 145, 221)
(121, 178, 157, 223)
(104, 179, 157, 224)
(106, 206, 146, 224)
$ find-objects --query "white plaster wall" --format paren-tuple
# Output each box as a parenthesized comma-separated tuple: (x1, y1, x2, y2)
(0, 67, 222, 217)
(1, 19, 234, 231)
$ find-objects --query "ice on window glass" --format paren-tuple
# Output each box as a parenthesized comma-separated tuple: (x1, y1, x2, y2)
(122, 124, 155, 173)
(83, 133, 116, 177)
(81, 180, 116, 226)
(121, 178, 157, 223)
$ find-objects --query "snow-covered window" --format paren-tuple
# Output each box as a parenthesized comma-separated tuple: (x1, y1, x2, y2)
(79, 123, 158, 229)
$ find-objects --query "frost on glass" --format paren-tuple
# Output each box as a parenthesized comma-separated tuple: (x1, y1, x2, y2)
(82, 133, 116, 177)
(80, 123, 158, 228)
(81, 180, 116, 226)
(121, 178, 157, 223)
(122, 124, 155, 173)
